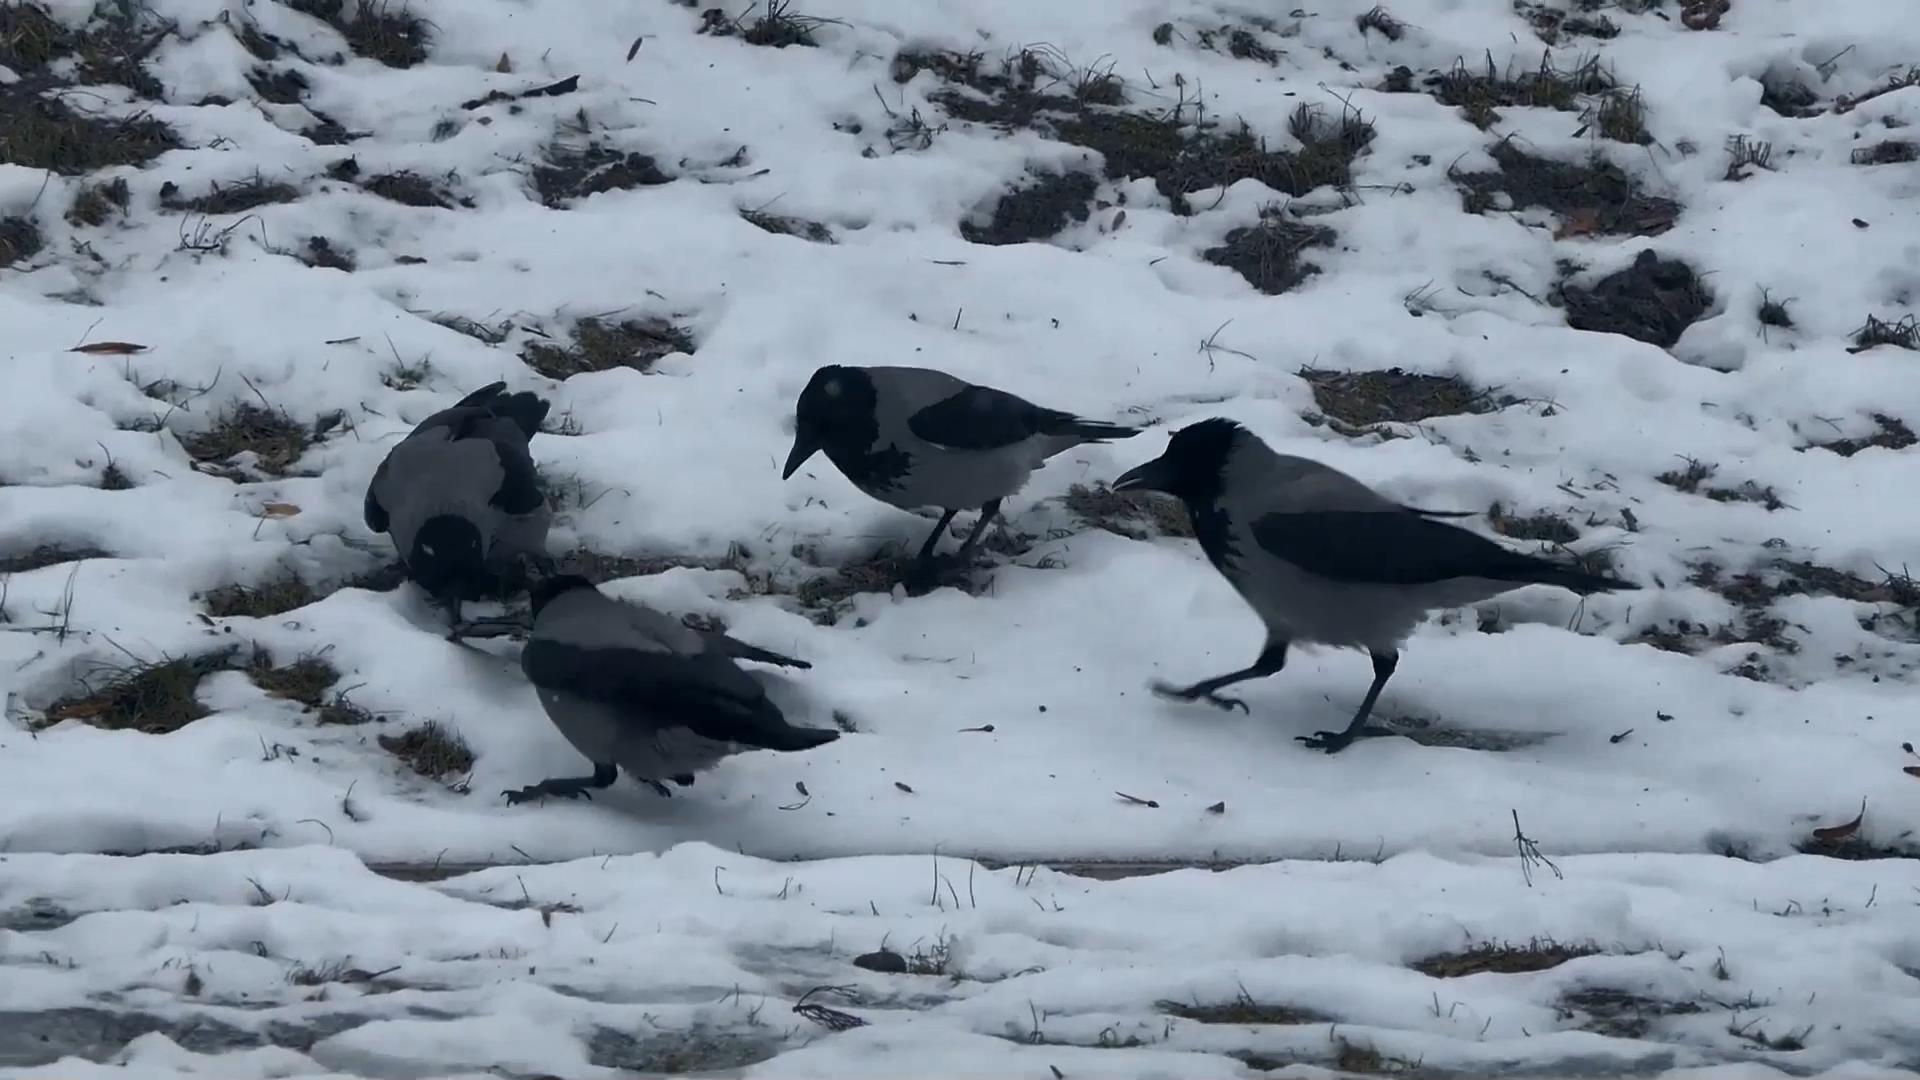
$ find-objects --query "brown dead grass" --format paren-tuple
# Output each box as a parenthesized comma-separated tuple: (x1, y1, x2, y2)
(1558, 250, 1713, 349)
(1301, 367, 1513, 427)
(1455, 140, 1680, 238)
(1160, 989, 1331, 1025)
(37, 647, 239, 734)
(1413, 939, 1601, 978)
(66, 176, 130, 226)
(532, 142, 670, 207)
(1810, 413, 1915, 457)
(1064, 483, 1195, 540)
(0, 91, 179, 174)
(379, 720, 474, 778)
(521, 317, 695, 379)
(203, 573, 318, 619)
(246, 646, 340, 708)
(0, 542, 109, 573)
(178, 404, 313, 477)
(1203, 208, 1335, 295)
(0, 215, 41, 265)
(161, 174, 301, 215)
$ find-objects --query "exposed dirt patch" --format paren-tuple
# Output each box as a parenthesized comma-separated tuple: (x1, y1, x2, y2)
(246, 646, 341, 708)
(1850, 314, 1918, 353)
(0, 542, 108, 573)
(586, 1026, 784, 1076)
(0, 214, 41, 266)
(740, 207, 833, 242)
(361, 170, 467, 209)
(1557, 986, 1702, 1039)
(202, 573, 318, 619)
(1760, 72, 1819, 118)
(292, 0, 430, 69)
(1064, 483, 1195, 540)
(533, 142, 671, 206)
(1410, 52, 1616, 130)
(0, 90, 178, 174)
(0, 2, 168, 97)
(1556, 250, 1712, 348)
(1521, 3, 1620, 45)
(247, 65, 308, 105)
(900, 47, 1372, 214)
(961, 170, 1097, 245)
(1414, 939, 1601, 978)
(66, 176, 129, 226)
(1656, 459, 1783, 510)
(1697, 558, 1919, 610)
(1489, 502, 1579, 544)
(178, 404, 314, 478)
(300, 235, 355, 272)
(1455, 140, 1681, 238)
(379, 720, 475, 779)
(161, 175, 301, 215)
(1160, 991, 1332, 1026)
(521, 316, 694, 379)
(1796, 832, 1920, 862)
(36, 647, 239, 734)
(1203, 207, 1335, 295)
(1851, 140, 1918, 166)
(1300, 367, 1514, 427)
(1808, 413, 1915, 457)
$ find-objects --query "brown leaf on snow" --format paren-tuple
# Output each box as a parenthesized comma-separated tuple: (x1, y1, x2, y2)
(1553, 208, 1603, 239)
(257, 502, 302, 518)
(1810, 798, 1866, 841)
(69, 341, 149, 354)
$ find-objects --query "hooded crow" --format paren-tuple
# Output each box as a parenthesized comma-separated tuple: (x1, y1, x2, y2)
(782, 364, 1139, 589)
(364, 381, 552, 633)
(504, 574, 839, 805)
(1113, 418, 1639, 753)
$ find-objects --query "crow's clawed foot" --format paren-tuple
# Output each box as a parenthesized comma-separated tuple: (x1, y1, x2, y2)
(1295, 730, 1354, 754)
(643, 778, 674, 798)
(1149, 679, 1249, 714)
(502, 781, 595, 806)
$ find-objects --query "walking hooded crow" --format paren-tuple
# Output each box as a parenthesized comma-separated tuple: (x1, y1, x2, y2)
(504, 574, 839, 805)
(782, 364, 1139, 589)
(1113, 418, 1639, 753)
(364, 381, 552, 632)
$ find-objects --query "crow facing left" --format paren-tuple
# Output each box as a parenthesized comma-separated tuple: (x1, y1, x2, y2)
(364, 381, 553, 636)
(1114, 418, 1640, 753)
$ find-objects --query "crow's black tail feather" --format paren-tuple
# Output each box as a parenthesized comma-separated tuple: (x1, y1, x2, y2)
(1507, 558, 1640, 596)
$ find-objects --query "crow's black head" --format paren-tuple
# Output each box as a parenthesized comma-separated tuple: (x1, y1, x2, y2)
(783, 365, 877, 479)
(408, 515, 488, 601)
(1112, 417, 1242, 505)
(528, 573, 596, 618)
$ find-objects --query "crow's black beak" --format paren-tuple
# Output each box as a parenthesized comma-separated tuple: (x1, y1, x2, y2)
(1112, 456, 1172, 494)
(781, 434, 819, 480)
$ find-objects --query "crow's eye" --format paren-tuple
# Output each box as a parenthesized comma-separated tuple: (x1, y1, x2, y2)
(420, 543, 436, 556)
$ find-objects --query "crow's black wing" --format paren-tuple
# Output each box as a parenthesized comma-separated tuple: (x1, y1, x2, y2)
(522, 640, 829, 750)
(1251, 510, 1544, 586)
(907, 384, 1060, 450)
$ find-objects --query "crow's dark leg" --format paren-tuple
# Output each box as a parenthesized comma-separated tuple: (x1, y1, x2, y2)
(503, 762, 618, 805)
(1298, 650, 1399, 754)
(903, 508, 960, 593)
(952, 498, 1003, 563)
(1150, 641, 1288, 714)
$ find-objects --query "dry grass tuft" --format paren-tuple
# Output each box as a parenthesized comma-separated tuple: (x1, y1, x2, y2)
(1428, 51, 1615, 129)
(1413, 938, 1601, 978)
(379, 720, 474, 778)
(1203, 206, 1336, 295)
(361, 170, 466, 208)
(1809, 413, 1914, 457)
(1851, 140, 1918, 166)
(1455, 140, 1680, 238)
(292, 0, 430, 68)
(160, 174, 300, 215)
(37, 647, 239, 734)
(1301, 367, 1513, 427)
(1161, 987, 1332, 1025)
(1849, 314, 1918, 353)
(1064, 483, 1195, 540)
(1557, 986, 1702, 1040)
(0, 214, 41, 266)
(533, 142, 671, 207)
(246, 646, 341, 708)
(521, 317, 695, 379)
(66, 176, 130, 227)
(740, 207, 833, 243)
(202, 573, 318, 619)
(178, 403, 313, 477)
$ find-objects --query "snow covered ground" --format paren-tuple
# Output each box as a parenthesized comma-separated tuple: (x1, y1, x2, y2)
(2, 0, 1917, 1075)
